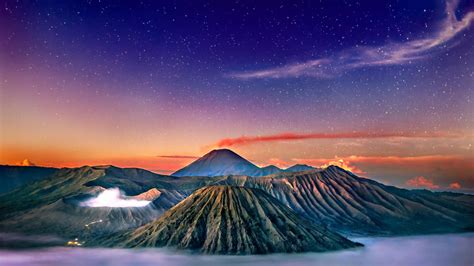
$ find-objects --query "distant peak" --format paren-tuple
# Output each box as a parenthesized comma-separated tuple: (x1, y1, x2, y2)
(172, 148, 260, 177)
(285, 164, 316, 172)
(18, 159, 36, 167)
(93, 165, 114, 168)
(211, 148, 233, 152)
(202, 149, 246, 160)
(208, 148, 238, 155)
(208, 149, 239, 156)
(293, 164, 310, 167)
(262, 165, 280, 169)
(325, 165, 350, 173)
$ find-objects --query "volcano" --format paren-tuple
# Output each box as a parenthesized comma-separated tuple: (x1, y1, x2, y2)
(172, 149, 263, 177)
(172, 149, 318, 177)
(98, 186, 361, 254)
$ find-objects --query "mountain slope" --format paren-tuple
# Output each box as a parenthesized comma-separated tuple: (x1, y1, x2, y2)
(284, 164, 316, 172)
(0, 197, 161, 242)
(0, 165, 58, 194)
(1, 163, 473, 241)
(259, 165, 282, 175)
(172, 149, 316, 177)
(97, 186, 360, 254)
(0, 166, 186, 241)
(172, 149, 263, 177)
(213, 166, 474, 235)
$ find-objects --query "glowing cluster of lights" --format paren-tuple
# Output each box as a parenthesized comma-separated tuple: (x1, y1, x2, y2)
(67, 238, 82, 246)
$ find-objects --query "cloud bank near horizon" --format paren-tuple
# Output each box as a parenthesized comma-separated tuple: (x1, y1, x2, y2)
(228, 0, 473, 79)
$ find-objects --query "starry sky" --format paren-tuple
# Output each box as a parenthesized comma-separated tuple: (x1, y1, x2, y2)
(1, 0, 473, 191)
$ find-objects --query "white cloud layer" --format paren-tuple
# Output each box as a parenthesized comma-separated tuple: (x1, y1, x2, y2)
(228, 0, 473, 79)
(80, 188, 151, 208)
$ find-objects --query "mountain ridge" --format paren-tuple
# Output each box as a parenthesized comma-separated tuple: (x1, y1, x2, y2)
(95, 186, 361, 254)
(172, 149, 262, 177)
(0, 165, 59, 194)
(172, 149, 316, 177)
(0, 156, 472, 244)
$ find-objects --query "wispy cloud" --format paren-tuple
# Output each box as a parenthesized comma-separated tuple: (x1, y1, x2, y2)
(212, 131, 454, 147)
(228, 0, 473, 79)
(157, 155, 199, 159)
(293, 154, 471, 169)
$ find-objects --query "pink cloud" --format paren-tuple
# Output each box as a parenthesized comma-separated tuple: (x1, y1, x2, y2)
(449, 182, 461, 189)
(406, 176, 440, 189)
(213, 131, 453, 148)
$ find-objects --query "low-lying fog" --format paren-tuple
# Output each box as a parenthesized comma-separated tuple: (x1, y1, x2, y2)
(0, 233, 472, 266)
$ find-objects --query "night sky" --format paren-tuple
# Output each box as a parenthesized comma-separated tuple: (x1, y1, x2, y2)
(1, 0, 473, 191)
